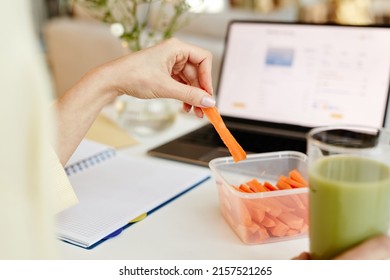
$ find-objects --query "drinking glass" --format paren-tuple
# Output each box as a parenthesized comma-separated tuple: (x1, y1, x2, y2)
(307, 125, 390, 260)
(115, 96, 180, 136)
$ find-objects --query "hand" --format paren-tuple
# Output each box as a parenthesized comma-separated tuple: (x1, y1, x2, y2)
(96, 37, 216, 118)
(292, 235, 390, 260)
(54, 38, 216, 164)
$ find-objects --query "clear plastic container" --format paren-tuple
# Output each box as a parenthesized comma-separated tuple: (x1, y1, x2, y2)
(209, 151, 309, 244)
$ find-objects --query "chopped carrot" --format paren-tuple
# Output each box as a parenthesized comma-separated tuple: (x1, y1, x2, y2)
(237, 201, 252, 226)
(236, 223, 269, 244)
(265, 197, 296, 213)
(284, 177, 307, 188)
(278, 194, 306, 210)
(278, 175, 306, 189)
(246, 178, 269, 192)
(295, 208, 309, 225)
(286, 229, 300, 236)
(276, 177, 292, 190)
(300, 223, 309, 234)
(255, 224, 270, 241)
(290, 194, 306, 210)
(289, 169, 308, 186)
(219, 168, 310, 243)
(259, 198, 283, 217)
(277, 212, 304, 230)
(299, 192, 309, 206)
(202, 107, 246, 162)
(268, 217, 290, 237)
(239, 184, 254, 193)
(261, 215, 277, 228)
(244, 199, 268, 210)
(264, 181, 278, 191)
(248, 207, 266, 224)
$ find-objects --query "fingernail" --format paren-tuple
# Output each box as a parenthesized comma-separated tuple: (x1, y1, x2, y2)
(196, 110, 204, 118)
(201, 96, 216, 107)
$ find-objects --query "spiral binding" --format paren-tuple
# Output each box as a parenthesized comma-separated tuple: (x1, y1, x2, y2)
(65, 149, 116, 176)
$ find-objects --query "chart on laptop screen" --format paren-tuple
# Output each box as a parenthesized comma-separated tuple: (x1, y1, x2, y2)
(217, 22, 390, 128)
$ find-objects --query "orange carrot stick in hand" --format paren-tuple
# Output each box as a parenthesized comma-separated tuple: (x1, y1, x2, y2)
(202, 106, 247, 162)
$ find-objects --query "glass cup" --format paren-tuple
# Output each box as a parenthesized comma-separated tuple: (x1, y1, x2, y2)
(307, 125, 390, 260)
(114, 96, 180, 136)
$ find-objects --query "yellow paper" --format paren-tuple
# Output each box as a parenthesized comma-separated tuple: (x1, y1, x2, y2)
(86, 114, 138, 148)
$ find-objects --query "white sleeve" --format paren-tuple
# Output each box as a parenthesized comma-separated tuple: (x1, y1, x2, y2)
(49, 148, 79, 213)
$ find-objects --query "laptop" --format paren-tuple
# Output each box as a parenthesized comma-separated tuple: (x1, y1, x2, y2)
(148, 21, 390, 166)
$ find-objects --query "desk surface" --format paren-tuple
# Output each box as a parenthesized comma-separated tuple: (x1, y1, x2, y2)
(59, 110, 309, 259)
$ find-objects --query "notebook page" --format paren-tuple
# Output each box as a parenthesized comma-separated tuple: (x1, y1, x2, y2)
(58, 145, 210, 248)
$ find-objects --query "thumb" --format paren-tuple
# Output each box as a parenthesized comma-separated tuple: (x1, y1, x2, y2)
(167, 81, 216, 108)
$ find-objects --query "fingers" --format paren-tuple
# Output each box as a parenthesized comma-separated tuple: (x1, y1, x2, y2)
(167, 55, 214, 117)
(291, 252, 311, 260)
(333, 235, 390, 260)
(193, 107, 204, 118)
(166, 38, 213, 95)
(167, 81, 215, 108)
(109, 37, 215, 115)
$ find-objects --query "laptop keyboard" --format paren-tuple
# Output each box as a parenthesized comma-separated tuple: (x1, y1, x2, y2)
(179, 125, 307, 154)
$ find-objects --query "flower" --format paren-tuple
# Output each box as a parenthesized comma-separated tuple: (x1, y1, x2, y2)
(110, 23, 125, 37)
(72, 0, 204, 51)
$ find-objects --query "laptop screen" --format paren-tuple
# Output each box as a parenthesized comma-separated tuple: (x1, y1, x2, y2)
(217, 21, 390, 128)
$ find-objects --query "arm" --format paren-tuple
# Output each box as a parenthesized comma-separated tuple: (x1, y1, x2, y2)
(52, 38, 215, 165)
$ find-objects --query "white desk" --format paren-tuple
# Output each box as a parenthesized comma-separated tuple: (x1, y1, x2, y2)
(59, 111, 309, 259)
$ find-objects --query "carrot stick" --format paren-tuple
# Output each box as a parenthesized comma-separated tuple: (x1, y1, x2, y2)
(239, 184, 254, 193)
(277, 212, 304, 230)
(257, 198, 285, 217)
(284, 177, 307, 188)
(244, 199, 269, 214)
(300, 223, 309, 234)
(264, 181, 278, 191)
(286, 229, 300, 236)
(255, 224, 270, 241)
(202, 107, 246, 162)
(289, 169, 308, 186)
(236, 223, 269, 243)
(276, 178, 292, 190)
(232, 185, 241, 192)
(246, 178, 269, 192)
(238, 201, 252, 226)
(248, 207, 266, 224)
(261, 215, 276, 228)
(291, 194, 306, 210)
(268, 217, 290, 237)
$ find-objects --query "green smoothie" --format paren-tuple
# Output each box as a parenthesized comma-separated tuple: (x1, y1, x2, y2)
(309, 155, 390, 260)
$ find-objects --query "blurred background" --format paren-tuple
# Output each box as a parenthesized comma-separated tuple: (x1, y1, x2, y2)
(28, 0, 390, 138)
(36, 0, 390, 26)
(31, 0, 390, 97)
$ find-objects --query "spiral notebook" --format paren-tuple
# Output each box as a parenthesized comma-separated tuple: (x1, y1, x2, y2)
(57, 140, 210, 249)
